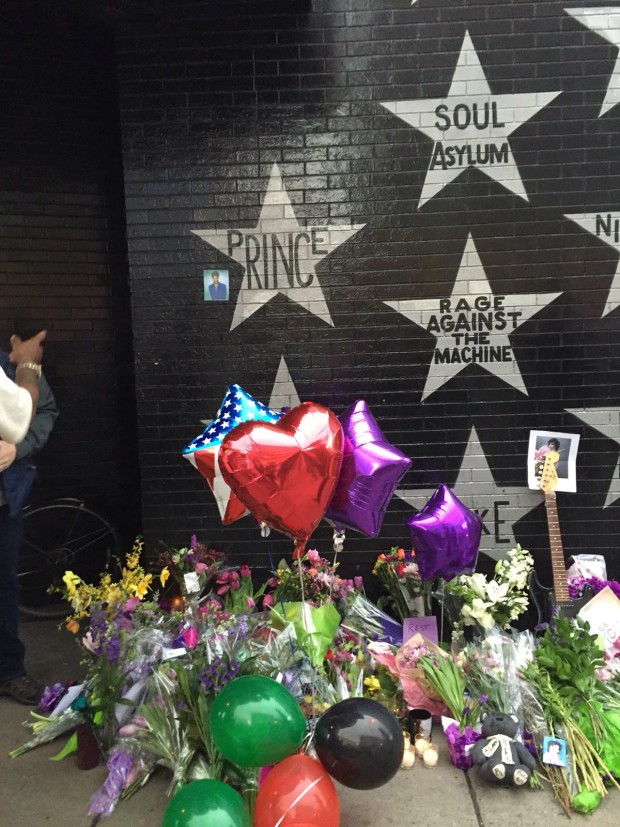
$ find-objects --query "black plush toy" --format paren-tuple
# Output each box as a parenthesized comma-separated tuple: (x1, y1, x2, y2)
(471, 711, 537, 786)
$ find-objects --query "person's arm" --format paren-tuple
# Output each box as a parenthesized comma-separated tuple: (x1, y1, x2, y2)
(8, 330, 47, 413)
(0, 366, 32, 444)
(14, 372, 59, 460)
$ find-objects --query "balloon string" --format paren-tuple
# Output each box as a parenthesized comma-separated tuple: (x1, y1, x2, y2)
(267, 545, 303, 688)
(274, 778, 322, 827)
(295, 542, 318, 734)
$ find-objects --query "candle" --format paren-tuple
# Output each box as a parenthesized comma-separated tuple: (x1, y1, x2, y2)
(403, 731, 411, 750)
(414, 733, 430, 755)
(423, 744, 439, 767)
(401, 748, 416, 769)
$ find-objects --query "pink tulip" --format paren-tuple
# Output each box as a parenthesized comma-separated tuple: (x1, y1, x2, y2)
(240, 565, 251, 578)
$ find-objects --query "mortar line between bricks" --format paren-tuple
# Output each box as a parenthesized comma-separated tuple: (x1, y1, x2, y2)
(465, 771, 486, 827)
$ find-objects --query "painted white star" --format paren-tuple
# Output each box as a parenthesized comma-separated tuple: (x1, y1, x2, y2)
(268, 356, 301, 410)
(380, 31, 561, 207)
(384, 234, 562, 400)
(564, 212, 620, 315)
(565, 7, 620, 116)
(396, 427, 543, 561)
(192, 164, 366, 330)
(565, 407, 620, 507)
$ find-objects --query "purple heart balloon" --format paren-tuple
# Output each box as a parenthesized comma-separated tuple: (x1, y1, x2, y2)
(325, 400, 412, 538)
(407, 484, 482, 581)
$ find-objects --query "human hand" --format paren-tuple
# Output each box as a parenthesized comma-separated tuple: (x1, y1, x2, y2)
(8, 329, 46, 365)
(0, 440, 17, 472)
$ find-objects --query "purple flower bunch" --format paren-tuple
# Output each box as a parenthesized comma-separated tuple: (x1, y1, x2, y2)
(568, 576, 620, 601)
(198, 657, 240, 694)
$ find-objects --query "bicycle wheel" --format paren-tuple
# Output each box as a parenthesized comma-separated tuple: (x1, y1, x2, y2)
(18, 499, 121, 619)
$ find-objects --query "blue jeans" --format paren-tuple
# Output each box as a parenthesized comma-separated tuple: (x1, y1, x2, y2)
(0, 505, 26, 681)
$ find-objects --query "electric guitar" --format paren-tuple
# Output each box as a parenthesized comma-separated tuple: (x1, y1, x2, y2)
(528, 451, 592, 624)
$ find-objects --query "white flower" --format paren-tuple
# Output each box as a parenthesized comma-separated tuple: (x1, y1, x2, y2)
(485, 580, 509, 603)
(462, 597, 493, 626)
(466, 573, 488, 600)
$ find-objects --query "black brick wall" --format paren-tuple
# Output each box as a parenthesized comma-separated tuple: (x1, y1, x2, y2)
(117, 0, 620, 585)
(0, 6, 140, 540)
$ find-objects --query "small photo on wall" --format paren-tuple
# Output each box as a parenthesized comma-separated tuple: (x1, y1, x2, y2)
(527, 430, 580, 493)
(541, 736, 567, 768)
(203, 269, 229, 302)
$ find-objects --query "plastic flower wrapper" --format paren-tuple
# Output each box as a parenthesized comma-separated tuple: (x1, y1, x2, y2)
(368, 638, 448, 718)
(135, 665, 198, 796)
(441, 717, 481, 771)
(323, 629, 368, 701)
(9, 706, 84, 759)
(87, 747, 134, 817)
(269, 601, 340, 668)
(341, 592, 403, 646)
(372, 547, 431, 620)
(462, 628, 525, 719)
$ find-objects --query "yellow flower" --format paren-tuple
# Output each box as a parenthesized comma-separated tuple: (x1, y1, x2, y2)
(62, 571, 82, 595)
(65, 618, 80, 634)
(160, 567, 170, 587)
(364, 675, 381, 693)
(133, 574, 152, 599)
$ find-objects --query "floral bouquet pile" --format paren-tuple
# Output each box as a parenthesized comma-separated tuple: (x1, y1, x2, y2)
(372, 547, 431, 621)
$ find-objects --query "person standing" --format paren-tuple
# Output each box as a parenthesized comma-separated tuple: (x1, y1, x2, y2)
(0, 331, 58, 704)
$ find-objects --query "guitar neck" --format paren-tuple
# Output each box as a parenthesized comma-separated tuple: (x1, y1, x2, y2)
(544, 492, 569, 602)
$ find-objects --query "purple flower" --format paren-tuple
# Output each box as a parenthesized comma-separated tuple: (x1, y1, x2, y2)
(38, 682, 67, 713)
(190, 534, 198, 550)
(568, 576, 620, 601)
(106, 633, 120, 665)
(479, 694, 488, 705)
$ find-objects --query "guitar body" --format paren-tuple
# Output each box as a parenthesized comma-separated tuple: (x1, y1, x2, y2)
(528, 571, 593, 626)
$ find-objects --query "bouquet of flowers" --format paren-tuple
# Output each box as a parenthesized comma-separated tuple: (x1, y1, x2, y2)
(266, 548, 359, 607)
(372, 547, 431, 621)
(157, 534, 224, 598)
(442, 545, 533, 634)
(521, 617, 620, 814)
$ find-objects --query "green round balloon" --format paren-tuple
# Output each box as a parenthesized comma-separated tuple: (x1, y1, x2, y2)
(209, 675, 306, 767)
(161, 779, 250, 827)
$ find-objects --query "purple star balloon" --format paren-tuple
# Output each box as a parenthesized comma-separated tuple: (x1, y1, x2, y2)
(325, 400, 412, 537)
(407, 484, 482, 581)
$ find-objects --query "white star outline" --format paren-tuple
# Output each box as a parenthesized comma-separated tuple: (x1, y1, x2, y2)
(566, 7, 620, 117)
(384, 234, 562, 400)
(564, 212, 620, 315)
(380, 30, 561, 207)
(192, 164, 366, 331)
(565, 407, 620, 507)
(396, 427, 543, 561)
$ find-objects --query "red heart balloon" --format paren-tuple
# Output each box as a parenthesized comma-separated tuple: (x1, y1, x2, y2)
(219, 402, 343, 548)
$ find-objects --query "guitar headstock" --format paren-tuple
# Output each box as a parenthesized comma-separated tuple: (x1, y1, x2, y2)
(536, 450, 560, 493)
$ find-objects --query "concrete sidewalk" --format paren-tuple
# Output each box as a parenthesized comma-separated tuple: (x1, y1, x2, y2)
(1, 620, 618, 826)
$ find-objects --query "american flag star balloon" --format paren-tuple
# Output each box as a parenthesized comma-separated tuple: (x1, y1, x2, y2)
(183, 384, 284, 524)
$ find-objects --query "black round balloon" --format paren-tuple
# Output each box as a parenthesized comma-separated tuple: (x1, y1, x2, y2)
(314, 698, 404, 789)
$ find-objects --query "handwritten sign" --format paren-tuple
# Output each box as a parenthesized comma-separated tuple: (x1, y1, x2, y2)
(403, 616, 439, 645)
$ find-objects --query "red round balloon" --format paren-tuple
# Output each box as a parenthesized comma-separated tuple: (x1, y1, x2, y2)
(219, 402, 343, 547)
(254, 754, 340, 827)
